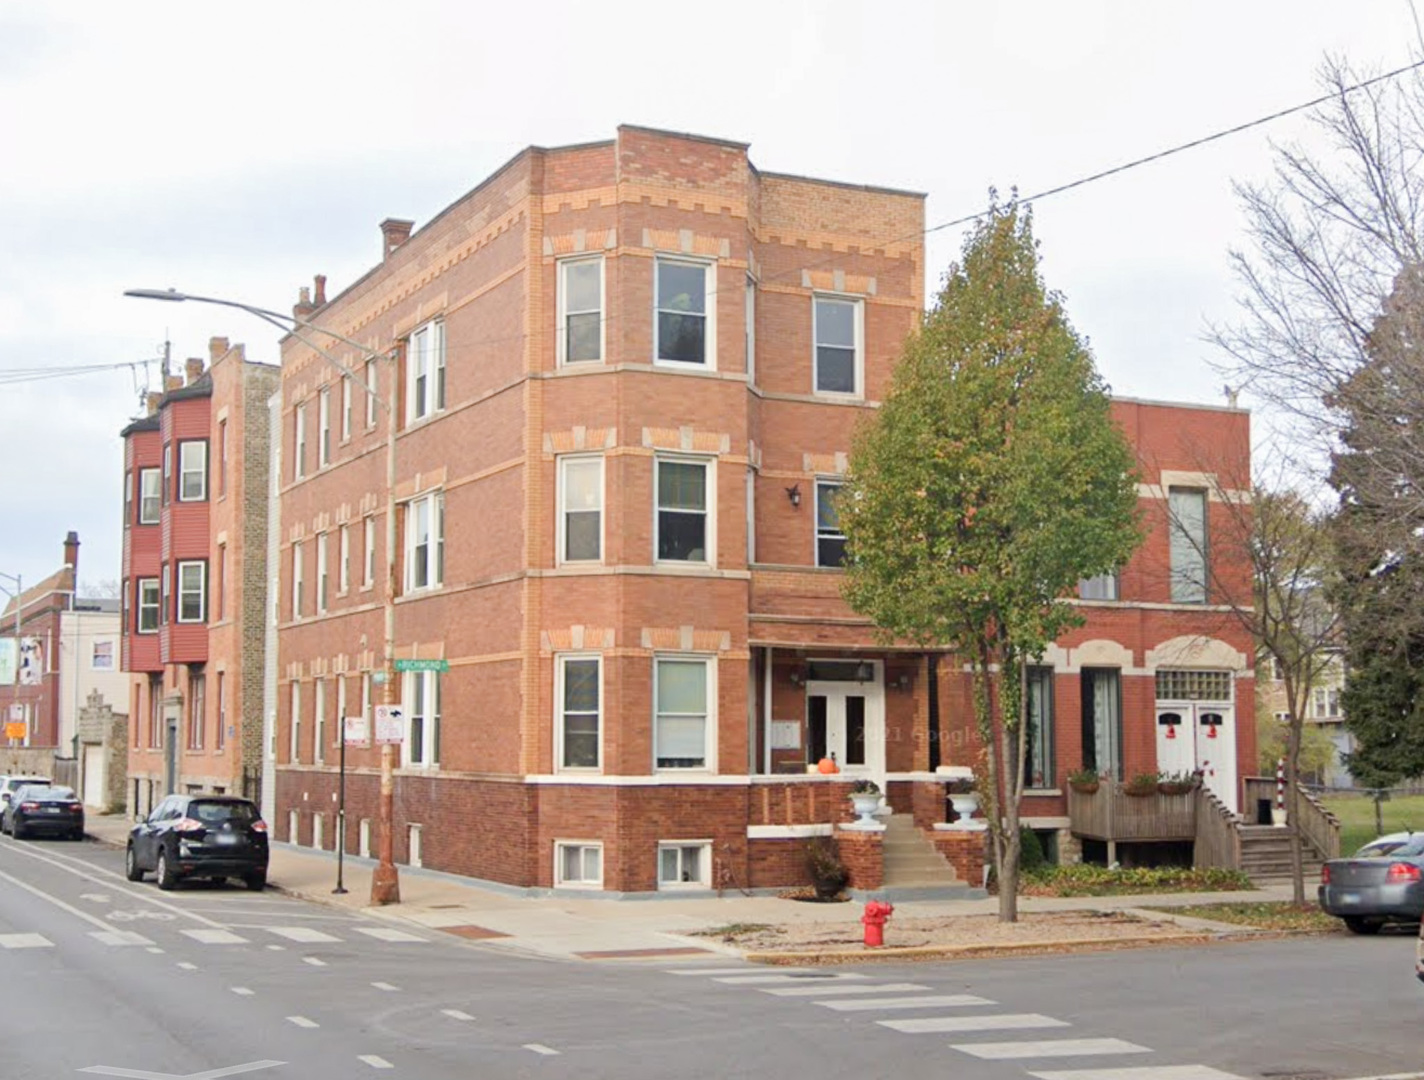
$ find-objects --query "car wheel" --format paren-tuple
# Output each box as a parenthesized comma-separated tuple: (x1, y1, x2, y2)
(244, 870, 267, 892)
(12, 821, 27, 841)
(124, 844, 145, 882)
(155, 849, 179, 891)
(1343, 916, 1383, 935)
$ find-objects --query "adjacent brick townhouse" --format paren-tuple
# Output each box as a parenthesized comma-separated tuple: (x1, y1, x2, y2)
(1, 532, 82, 754)
(274, 125, 1254, 893)
(120, 340, 279, 815)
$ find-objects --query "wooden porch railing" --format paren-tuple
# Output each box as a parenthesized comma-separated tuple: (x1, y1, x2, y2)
(1242, 776, 1340, 861)
(1193, 786, 1241, 870)
(1066, 784, 1197, 842)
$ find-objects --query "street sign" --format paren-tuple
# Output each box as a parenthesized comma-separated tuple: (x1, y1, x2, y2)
(343, 715, 370, 746)
(4, 722, 25, 740)
(8, 704, 22, 722)
(373, 704, 404, 744)
(394, 658, 449, 673)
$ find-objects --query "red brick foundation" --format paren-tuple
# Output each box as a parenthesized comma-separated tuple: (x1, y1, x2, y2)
(836, 827, 884, 890)
(930, 828, 987, 887)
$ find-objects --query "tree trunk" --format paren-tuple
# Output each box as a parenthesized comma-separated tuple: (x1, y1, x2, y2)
(1286, 690, 1306, 906)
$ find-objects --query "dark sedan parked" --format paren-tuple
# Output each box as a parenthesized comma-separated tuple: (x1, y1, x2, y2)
(3, 785, 84, 840)
(126, 794, 269, 891)
(1319, 831, 1424, 934)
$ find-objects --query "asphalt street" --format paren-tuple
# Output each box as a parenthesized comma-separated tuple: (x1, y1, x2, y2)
(0, 831, 1419, 1080)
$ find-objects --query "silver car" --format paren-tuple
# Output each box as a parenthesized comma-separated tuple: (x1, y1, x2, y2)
(1319, 831, 1424, 934)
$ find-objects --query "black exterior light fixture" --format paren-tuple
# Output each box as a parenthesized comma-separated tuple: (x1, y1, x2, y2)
(785, 483, 801, 508)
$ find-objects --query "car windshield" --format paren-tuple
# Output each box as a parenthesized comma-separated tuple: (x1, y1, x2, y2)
(1356, 836, 1424, 857)
(191, 801, 258, 825)
(35, 787, 77, 801)
(6, 779, 48, 793)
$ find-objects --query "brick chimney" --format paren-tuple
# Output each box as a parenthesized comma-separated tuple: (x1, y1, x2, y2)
(184, 357, 205, 385)
(164, 374, 184, 392)
(380, 218, 414, 260)
(63, 531, 79, 574)
(313, 274, 327, 307)
(208, 337, 230, 365)
(293, 285, 315, 322)
(146, 391, 163, 415)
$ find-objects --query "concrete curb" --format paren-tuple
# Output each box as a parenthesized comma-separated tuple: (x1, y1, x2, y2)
(745, 931, 1225, 965)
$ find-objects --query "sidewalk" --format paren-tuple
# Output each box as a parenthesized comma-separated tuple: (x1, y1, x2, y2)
(85, 813, 1296, 963)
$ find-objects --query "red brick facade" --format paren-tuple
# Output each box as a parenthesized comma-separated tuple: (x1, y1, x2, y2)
(0, 533, 81, 750)
(274, 126, 1253, 894)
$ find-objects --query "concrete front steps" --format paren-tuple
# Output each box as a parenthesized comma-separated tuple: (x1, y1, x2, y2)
(1238, 824, 1324, 886)
(873, 814, 981, 901)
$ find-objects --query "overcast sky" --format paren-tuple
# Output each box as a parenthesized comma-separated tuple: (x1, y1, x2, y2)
(0, 1, 1416, 595)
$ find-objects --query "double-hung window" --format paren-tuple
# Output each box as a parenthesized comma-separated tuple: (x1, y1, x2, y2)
(139, 469, 161, 524)
(137, 579, 159, 633)
(188, 672, 205, 750)
(1079, 572, 1119, 600)
(815, 481, 846, 567)
(339, 525, 350, 593)
(318, 388, 331, 467)
(340, 376, 352, 441)
(176, 561, 206, 624)
(654, 656, 712, 770)
(745, 276, 756, 382)
(364, 359, 378, 428)
(289, 681, 302, 763)
(1168, 488, 1208, 603)
(404, 670, 440, 768)
(292, 541, 304, 618)
(218, 420, 228, 497)
(404, 492, 444, 591)
(1025, 666, 1055, 789)
(656, 458, 711, 564)
(314, 678, 326, 765)
(655, 257, 711, 367)
(405, 321, 445, 424)
(556, 655, 600, 770)
(363, 517, 375, 588)
(178, 441, 207, 501)
(160, 566, 170, 625)
(215, 671, 226, 751)
(316, 533, 329, 614)
(558, 456, 603, 563)
(559, 257, 603, 363)
(294, 404, 307, 480)
(813, 295, 862, 395)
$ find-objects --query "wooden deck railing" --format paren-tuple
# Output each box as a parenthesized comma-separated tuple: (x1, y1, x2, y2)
(1193, 786, 1241, 869)
(1242, 776, 1340, 861)
(1066, 784, 1196, 842)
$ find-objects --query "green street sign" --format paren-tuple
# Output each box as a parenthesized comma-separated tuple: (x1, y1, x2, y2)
(394, 658, 450, 673)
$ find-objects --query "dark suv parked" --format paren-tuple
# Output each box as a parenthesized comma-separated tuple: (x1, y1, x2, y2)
(126, 795, 269, 891)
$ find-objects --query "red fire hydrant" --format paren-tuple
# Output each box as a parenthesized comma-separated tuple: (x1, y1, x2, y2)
(861, 900, 894, 948)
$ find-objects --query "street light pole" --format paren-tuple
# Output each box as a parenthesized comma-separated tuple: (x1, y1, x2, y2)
(125, 288, 402, 904)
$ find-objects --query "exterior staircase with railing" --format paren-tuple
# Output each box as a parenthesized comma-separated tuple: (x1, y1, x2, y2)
(877, 814, 979, 900)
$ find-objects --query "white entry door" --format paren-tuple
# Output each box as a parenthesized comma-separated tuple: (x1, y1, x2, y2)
(83, 745, 105, 808)
(1155, 702, 1237, 812)
(806, 666, 885, 788)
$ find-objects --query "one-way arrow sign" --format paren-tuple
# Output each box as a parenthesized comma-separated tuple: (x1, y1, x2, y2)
(80, 1060, 285, 1079)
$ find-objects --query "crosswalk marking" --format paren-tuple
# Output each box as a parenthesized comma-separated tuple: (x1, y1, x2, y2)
(182, 928, 249, 945)
(0, 932, 52, 949)
(666, 966, 775, 975)
(442, 1009, 474, 1021)
(90, 930, 154, 947)
(287, 1016, 319, 1028)
(955, 1038, 1150, 1060)
(358, 1055, 394, 1069)
(267, 926, 342, 944)
(355, 927, 426, 943)
(714, 972, 869, 985)
(760, 982, 932, 997)
(880, 1013, 1070, 1034)
(1030, 1067, 1248, 1080)
(818, 994, 994, 1012)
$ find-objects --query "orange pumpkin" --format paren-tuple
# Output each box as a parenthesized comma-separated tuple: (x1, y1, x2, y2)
(817, 757, 840, 775)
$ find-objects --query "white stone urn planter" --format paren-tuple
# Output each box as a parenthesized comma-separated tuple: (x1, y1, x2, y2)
(948, 791, 981, 820)
(849, 791, 882, 826)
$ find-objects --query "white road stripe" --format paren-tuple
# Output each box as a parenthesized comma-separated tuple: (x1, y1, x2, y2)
(177, 962, 198, 970)
(146, 947, 164, 954)
(715, 972, 869, 985)
(880, 1013, 1069, 1034)
(1030, 1067, 1249, 1080)
(302, 957, 327, 967)
(524, 1044, 560, 1056)
(287, 1016, 319, 1028)
(371, 982, 400, 992)
(818, 994, 993, 1012)
(265, 944, 285, 951)
(354, 926, 426, 943)
(358, 1055, 393, 1069)
(760, 982, 933, 997)
(268, 926, 341, 943)
(666, 966, 796, 975)
(0, 867, 129, 935)
(0, 933, 52, 949)
(90, 931, 155, 946)
(231, 987, 255, 996)
(956, 1038, 1150, 1059)
(442, 1009, 474, 1021)
(182, 928, 249, 945)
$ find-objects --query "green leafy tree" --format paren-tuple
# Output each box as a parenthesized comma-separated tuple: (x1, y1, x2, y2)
(839, 202, 1141, 922)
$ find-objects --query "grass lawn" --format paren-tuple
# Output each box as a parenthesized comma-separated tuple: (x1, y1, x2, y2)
(1321, 792, 1424, 855)
(1146, 902, 1344, 933)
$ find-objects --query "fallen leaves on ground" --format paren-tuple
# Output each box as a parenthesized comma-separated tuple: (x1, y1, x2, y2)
(1141, 902, 1347, 933)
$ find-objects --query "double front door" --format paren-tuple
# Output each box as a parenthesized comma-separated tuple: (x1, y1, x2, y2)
(806, 671, 885, 789)
(1155, 702, 1237, 812)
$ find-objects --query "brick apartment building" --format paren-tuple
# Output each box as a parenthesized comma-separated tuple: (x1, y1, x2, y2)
(1, 532, 84, 754)
(120, 339, 279, 815)
(273, 125, 1254, 893)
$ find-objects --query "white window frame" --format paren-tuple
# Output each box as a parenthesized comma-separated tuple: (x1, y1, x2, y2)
(402, 669, 441, 768)
(137, 578, 159, 634)
(653, 654, 715, 772)
(404, 492, 444, 592)
(405, 320, 446, 424)
(745, 275, 756, 383)
(339, 525, 350, 594)
(745, 468, 756, 565)
(555, 654, 602, 772)
(557, 255, 604, 365)
(654, 255, 716, 370)
(178, 440, 208, 502)
(1079, 572, 1120, 601)
(812, 293, 864, 398)
(294, 403, 307, 480)
(654, 456, 715, 567)
(1168, 487, 1209, 604)
(336, 675, 347, 749)
(176, 561, 206, 624)
(341, 376, 352, 441)
(814, 480, 846, 568)
(289, 681, 301, 763)
(318, 387, 331, 467)
(554, 841, 603, 889)
(314, 677, 326, 765)
(364, 359, 378, 428)
(316, 533, 329, 614)
(363, 517, 376, 588)
(557, 455, 604, 565)
(292, 541, 304, 619)
(658, 841, 712, 890)
(139, 468, 161, 524)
